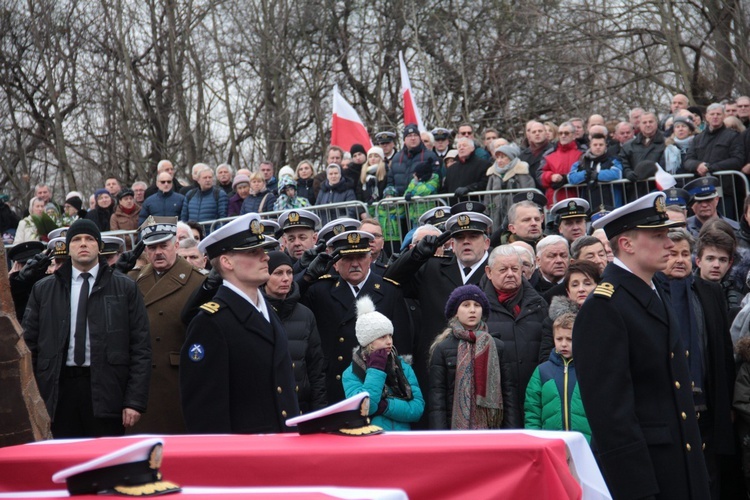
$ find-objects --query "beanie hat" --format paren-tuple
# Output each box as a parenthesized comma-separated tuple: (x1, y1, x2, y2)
(65, 196, 83, 212)
(232, 174, 250, 189)
(117, 188, 134, 201)
(350, 144, 367, 156)
(278, 165, 295, 179)
(66, 218, 102, 247)
(367, 146, 384, 160)
(414, 161, 433, 182)
(444, 284, 490, 320)
(403, 123, 419, 138)
(497, 144, 521, 162)
(267, 250, 294, 274)
(355, 295, 393, 347)
(94, 188, 110, 199)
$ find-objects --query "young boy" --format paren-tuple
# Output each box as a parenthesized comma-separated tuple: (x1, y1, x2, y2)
(524, 298, 591, 442)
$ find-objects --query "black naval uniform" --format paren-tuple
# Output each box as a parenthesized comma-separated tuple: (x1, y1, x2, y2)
(574, 263, 711, 499)
(180, 285, 299, 433)
(302, 273, 410, 403)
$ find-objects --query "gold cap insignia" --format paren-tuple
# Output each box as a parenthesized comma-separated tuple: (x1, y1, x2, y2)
(347, 233, 361, 244)
(435, 209, 445, 218)
(655, 196, 666, 213)
(289, 212, 300, 223)
(568, 200, 577, 211)
(54, 241, 67, 253)
(333, 224, 345, 235)
(250, 219, 263, 235)
(457, 214, 471, 227)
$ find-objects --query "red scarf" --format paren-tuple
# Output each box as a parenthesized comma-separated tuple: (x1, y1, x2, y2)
(497, 289, 521, 317)
(119, 204, 138, 215)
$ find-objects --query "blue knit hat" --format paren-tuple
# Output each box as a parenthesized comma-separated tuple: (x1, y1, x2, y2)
(444, 284, 490, 319)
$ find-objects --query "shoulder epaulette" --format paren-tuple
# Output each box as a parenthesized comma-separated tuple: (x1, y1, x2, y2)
(593, 282, 615, 299)
(198, 268, 210, 276)
(383, 277, 400, 287)
(318, 274, 334, 280)
(200, 301, 221, 314)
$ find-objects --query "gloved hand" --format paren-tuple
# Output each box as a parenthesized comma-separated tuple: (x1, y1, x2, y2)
(202, 267, 223, 291)
(299, 240, 326, 270)
(454, 186, 470, 197)
(404, 192, 414, 202)
(412, 235, 439, 260)
(304, 251, 335, 281)
(18, 251, 53, 282)
(366, 348, 389, 371)
(114, 240, 146, 274)
(625, 170, 638, 182)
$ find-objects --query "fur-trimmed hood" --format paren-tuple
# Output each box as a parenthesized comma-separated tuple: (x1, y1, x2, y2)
(486, 160, 530, 181)
(549, 295, 579, 321)
(736, 336, 750, 362)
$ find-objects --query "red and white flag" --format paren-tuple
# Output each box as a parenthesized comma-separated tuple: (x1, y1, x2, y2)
(399, 51, 425, 132)
(330, 85, 372, 152)
(654, 162, 676, 190)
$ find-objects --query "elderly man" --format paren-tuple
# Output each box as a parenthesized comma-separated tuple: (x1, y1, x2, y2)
(128, 217, 206, 434)
(180, 213, 297, 433)
(519, 121, 554, 188)
(537, 121, 585, 207)
(177, 237, 207, 270)
(482, 244, 548, 418)
(139, 172, 185, 224)
(23, 219, 150, 438)
(215, 164, 234, 195)
(629, 107, 645, 134)
(657, 228, 736, 498)
(684, 176, 740, 236)
(131, 181, 147, 204)
(456, 123, 491, 160)
(574, 192, 710, 499)
(180, 167, 228, 224)
(620, 112, 667, 183)
(385, 211, 492, 402)
(607, 122, 635, 157)
(530, 235, 569, 295)
(303, 230, 410, 403)
(444, 136, 491, 199)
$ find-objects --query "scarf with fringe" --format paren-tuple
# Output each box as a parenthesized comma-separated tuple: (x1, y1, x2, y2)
(449, 317, 503, 429)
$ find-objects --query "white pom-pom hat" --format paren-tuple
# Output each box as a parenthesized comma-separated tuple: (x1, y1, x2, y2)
(355, 295, 393, 347)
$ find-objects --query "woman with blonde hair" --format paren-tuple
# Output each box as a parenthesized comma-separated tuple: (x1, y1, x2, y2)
(295, 160, 316, 204)
(14, 197, 46, 243)
(361, 147, 388, 205)
(544, 121, 558, 143)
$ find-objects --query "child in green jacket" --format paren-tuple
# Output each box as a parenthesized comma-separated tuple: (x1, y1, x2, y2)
(524, 297, 591, 443)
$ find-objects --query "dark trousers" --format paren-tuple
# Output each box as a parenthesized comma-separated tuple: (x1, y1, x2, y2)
(51, 366, 123, 438)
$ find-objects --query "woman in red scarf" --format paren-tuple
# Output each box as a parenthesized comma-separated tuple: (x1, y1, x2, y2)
(428, 284, 518, 429)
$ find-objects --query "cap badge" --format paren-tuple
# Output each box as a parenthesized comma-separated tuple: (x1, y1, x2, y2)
(655, 196, 666, 213)
(143, 215, 156, 226)
(347, 233, 361, 244)
(289, 212, 300, 224)
(55, 241, 67, 253)
(148, 444, 164, 471)
(457, 214, 471, 227)
(526, 192, 534, 200)
(435, 209, 445, 218)
(250, 219, 263, 235)
(189, 344, 205, 362)
(465, 202, 473, 211)
(568, 200, 577, 211)
(333, 224, 345, 235)
(59, 229, 68, 236)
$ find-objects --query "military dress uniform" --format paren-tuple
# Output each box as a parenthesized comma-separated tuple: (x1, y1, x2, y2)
(302, 231, 410, 403)
(573, 192, 710, 499)
(179, 213, 299, 434)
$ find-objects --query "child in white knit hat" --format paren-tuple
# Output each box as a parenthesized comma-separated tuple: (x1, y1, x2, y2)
(341, 295, 424, 430)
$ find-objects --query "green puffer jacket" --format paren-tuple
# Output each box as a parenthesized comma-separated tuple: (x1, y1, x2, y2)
(523, 350, 591, 443)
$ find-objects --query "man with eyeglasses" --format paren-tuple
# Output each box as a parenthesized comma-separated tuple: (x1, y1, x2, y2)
(537, 121, 585, 207)
(144, 160, 185, 198)
(138, 172, 186, 225)
(456, 123, 491, 161)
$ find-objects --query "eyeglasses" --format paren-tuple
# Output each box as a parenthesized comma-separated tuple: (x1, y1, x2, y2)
(558, 131, 573, 136)
(159, 180, 173, 184)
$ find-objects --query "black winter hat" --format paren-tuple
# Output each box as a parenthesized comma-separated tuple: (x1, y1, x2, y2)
(65, 218, 102, 247)
(65, 196, 83, 211)
(267, 250, 294, 274)
(444, 284, 490, 320)
(414, 161, 433, 182)
(350, 144, 367, 156)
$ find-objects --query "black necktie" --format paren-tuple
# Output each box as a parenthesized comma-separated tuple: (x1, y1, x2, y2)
(74, 272, 91, 366)
(353, 285, 360, 295)
(463, 266, 472, 277)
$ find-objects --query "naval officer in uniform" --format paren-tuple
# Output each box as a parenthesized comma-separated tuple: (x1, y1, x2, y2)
(180, 213, 299, 433)
(573, 191, 710, 499)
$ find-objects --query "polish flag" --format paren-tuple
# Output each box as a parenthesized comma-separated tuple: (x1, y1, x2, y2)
(399, 51, 425, 132)
(330, 85, 372, 152)
(654, 162, 676, 190)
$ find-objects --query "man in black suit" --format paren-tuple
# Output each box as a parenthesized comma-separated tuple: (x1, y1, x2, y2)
(302, 230, 410, 403)
(574, 192, 710, 499)
(180, 213, 299, 433)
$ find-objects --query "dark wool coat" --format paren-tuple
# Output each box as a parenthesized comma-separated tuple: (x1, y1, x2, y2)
(573, 263, 710, 499)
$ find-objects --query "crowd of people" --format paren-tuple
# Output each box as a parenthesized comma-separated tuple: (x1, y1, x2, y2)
(6, 94, 750, 499)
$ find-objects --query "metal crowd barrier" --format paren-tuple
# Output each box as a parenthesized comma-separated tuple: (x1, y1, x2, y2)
(201, 201, 370, 234)
(552, 170, 750, 221)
